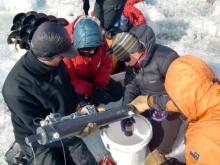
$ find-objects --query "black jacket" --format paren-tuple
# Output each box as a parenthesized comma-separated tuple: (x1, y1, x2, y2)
(123, 25, 179, 105)
(2, 51, 80, 144)
(94, 0, 127, 30)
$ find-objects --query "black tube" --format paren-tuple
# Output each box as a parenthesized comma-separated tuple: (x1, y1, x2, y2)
(27, 105, 134, 145)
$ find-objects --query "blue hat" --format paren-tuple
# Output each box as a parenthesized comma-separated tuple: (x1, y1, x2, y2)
(74, 18, 102, 49)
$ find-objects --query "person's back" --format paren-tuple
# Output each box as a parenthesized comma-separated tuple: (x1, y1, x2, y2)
(113, 24, 179, 100)
(94, 0, 146, 36)
(112, 24, 182, 163)
(64, 16, 123, 105)
(2, 52, 78, 143)
(165, 55, 220, 164)
(2, 22, 97, 165)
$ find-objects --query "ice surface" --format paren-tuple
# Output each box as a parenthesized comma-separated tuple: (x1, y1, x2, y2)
(1, 0, 220, 164)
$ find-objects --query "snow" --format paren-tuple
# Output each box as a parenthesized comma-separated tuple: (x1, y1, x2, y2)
(1, 0, 220, 164)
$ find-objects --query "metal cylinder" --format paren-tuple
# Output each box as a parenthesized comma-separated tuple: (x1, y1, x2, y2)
(27, 105, 134, 145)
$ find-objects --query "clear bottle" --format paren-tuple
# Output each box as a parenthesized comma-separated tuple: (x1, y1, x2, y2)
(121, 118, 134, 136)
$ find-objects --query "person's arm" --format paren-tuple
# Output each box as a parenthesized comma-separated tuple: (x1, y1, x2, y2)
(3, 94, 45, 134)
(93, 47, 112, 87)
(83, 0, 90, 15)
(63, 58, 93, 96)
(123, 77, 141, 105)
(93, 0, 104, 28)
(159, 51, 179, 77)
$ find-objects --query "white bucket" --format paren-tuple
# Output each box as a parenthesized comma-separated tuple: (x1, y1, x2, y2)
(100, 115, 152, 165)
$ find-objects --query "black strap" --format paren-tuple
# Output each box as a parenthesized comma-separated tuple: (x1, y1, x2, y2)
(83, 0, 90, 15)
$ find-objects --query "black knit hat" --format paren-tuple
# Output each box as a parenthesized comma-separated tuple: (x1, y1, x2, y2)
(31, 22, 76, 60)
(112, 32, 144, 62)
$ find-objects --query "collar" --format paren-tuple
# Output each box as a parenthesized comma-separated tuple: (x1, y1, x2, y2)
(23, 50, 56, 75)
(133, 50, 147, 70)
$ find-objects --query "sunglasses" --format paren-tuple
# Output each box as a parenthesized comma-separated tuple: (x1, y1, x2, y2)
(78, 47, 99, 57)
(121, 57, 131, 63)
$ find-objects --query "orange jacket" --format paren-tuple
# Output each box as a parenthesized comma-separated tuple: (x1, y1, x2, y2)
(165, 55, 220, 164)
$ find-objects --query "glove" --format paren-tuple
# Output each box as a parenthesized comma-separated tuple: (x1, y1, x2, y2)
(129, 95, 153, 113)
(77, 103, 107, 116)
(76, 101, 90, 112)
(91, 86, 113, 105)
(75, 104, 106, 138)
(96, 104, 106, 112)
(76, 122, 98, 138)
(144, 150, 166, 165)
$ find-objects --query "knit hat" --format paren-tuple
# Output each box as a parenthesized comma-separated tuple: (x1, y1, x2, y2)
(112, 32, 144, 62)
(31, 22, 77, 60)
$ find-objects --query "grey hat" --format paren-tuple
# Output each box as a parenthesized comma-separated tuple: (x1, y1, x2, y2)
(31, 22, 77, 60)
(112, 32, 144, 62)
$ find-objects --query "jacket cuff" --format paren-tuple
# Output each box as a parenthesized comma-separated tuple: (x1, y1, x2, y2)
(153, 95, 170, 111)
(166, 100, 178, 112)
(147, 96, 154, 109)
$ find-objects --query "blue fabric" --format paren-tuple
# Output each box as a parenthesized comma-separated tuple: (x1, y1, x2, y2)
(74, 18, 103, 49)
(113, 14, 131, 32)
(114, 15, 129, 28)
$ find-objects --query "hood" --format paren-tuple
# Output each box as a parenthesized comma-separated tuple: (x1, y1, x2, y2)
(73, 17, 103, 49)
(165, 55, 220, 122)
(129, 24, 156, 65)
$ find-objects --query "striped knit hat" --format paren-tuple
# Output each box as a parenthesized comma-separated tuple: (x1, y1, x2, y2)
(112, 32, 143, 61)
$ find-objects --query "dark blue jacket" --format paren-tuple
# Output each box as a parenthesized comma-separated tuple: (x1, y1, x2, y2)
(123, 24, 179, 104)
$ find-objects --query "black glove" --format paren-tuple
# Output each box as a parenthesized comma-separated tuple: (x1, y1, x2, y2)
(91, 86, 113, 106)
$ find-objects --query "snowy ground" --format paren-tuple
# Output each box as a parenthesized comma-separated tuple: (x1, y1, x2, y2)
(1, 0, 220, 164)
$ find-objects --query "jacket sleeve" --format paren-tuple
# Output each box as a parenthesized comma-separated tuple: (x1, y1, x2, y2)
(63, 58, 94, 96)
(159, 51, 179, 77)
(123, 77, 141, 105)
(3, 86, 69, 133)
(93, 47, 112, 87)
(123, 0, 146, 27)
(151, 50, 179, 111)
(3, 95, 41, 134)
(3, 81, 76, 145)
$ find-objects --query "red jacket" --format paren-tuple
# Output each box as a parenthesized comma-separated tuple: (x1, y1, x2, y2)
(123, 0, 146, 27)
(65, 21, 75, 43)
(64, 20, 112, 97)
